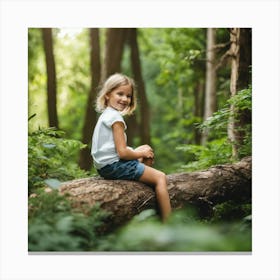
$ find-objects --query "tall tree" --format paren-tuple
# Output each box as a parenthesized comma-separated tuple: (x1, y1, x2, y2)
(237, 28, 252, 151)
(101, 28, 127, 82)
(201, 28, 217, 144)
(237, 28, 252, 90)
(128, 28, 151, 145)
(41, 28, 59, 128)
(79, 29, 101, 170)
(228, 28, 251, 159)
(101, 28, 140, 147)
(227, 28, 241, 159)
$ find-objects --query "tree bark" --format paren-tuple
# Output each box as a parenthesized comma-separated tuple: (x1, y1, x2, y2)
(60, 157, 251, 231)
(79, 29, 101, 170)
(235, 28, 252, 154)
(193, 80, 204, 144)
(128, 28, 151, 146)
(228, 28, 241, 160)
(237, 28, 252, 91)
(101, 28, 127, 82)
(201, 28, 217, 144)
(41, 28, 59, 128)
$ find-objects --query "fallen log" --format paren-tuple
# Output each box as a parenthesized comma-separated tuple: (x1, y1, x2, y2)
(59, 156, 251, 229)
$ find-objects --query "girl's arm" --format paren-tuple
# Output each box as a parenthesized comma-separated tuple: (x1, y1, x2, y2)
(112, 122, 153, 160)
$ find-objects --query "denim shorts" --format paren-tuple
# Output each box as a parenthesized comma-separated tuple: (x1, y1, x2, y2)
(97, 159, 145, 181)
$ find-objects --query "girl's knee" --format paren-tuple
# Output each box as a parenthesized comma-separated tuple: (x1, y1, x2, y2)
(157, 171, 167, 184)
(159, 171, 166, 179)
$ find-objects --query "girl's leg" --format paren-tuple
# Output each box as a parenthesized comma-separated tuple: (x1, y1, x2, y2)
(139, 166, 171, 221)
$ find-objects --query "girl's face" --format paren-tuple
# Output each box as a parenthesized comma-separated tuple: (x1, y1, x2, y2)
(105, 84, 132, 112)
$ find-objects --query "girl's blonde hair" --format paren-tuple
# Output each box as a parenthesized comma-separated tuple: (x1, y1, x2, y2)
(96, 73, 137, 115)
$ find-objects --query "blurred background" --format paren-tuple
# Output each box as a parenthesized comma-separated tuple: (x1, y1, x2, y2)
(28, 28, 252, 174)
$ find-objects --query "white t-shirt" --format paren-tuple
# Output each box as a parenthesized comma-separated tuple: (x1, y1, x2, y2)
(91, 106, 127, 169)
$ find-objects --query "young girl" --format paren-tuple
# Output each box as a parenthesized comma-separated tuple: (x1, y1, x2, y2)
(91, 73, 171, 221)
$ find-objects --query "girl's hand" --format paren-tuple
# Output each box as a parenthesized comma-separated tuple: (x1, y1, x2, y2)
(142, 157, 154, 167)
(136, 145, 155, 166)
(135, 145, 154, 159)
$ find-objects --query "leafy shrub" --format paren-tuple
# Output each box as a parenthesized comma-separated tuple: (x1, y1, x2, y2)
(200, 86, 252, 158)
(28, 127, 89, 193)
(200, 86, 251, 136)
(177, 137, 232, 171)
(28, 128, 107, 251)
(177, 86, 252, 171)
(99, 208, 251, 252)
(28, 189, 109, 251)
(211, 201, 252, 222)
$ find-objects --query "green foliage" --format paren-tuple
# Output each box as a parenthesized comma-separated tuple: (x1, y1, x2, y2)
(178, 86, 252, 171)
(28, 28, 90, 138)
(211, 201, 252, 222)
(137, 28, 232, 173)
(28, 28, 234, 173)
(200, 86, 252, 135)
(28, 29, 49, 130)
(28, 189, 109, 251)
(28, 127, 89, 194)
(29, 197, 251, 252)
(177, 137, 232, 171)
(98, 208, 251, 252)
(54, 28, 91, 140)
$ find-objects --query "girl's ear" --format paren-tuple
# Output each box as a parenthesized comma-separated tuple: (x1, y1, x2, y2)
(105, 93, 110, 101)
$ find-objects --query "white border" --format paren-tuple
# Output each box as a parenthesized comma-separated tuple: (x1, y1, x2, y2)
(1, 0, 280, 279)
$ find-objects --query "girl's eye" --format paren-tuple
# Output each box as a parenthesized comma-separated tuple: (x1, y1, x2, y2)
(117, 92, 131, 98)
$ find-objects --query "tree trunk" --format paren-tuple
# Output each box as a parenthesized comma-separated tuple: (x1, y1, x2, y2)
(41, 28, 59, 128)
(235, 28, 252, 153)
(79, 29, 101, 171)
(125, 114, 139, 147)
(60, 157, 251, 231)
(193, 80, 204, 144)
(128, 28, 151, 145)
(228, 28, 241, 160)
(201, 28, 217, 144)
(101, 28, 127, 82)
(238, 28, 252, 91)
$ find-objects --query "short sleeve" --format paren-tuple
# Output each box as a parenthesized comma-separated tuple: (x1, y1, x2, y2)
(103, 109, 127, 130)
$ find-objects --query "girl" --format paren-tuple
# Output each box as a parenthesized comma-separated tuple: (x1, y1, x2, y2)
(91, 73, 171, 221)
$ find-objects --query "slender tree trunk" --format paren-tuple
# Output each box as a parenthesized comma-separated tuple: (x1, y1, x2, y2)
(228, 28, 241, 160)
(201, 28, 217, 144)
(194, 81, 204, 144)
(41, 28, 58, 128)
(79, 29, 101, 170)
(128, 28, 151, 145)
(101, 28, 127, 82)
